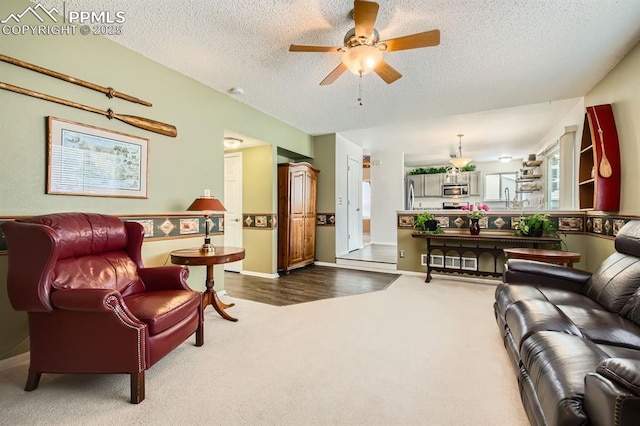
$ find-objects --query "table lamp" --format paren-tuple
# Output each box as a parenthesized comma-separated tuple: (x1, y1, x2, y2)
(187, 189, 226, 253)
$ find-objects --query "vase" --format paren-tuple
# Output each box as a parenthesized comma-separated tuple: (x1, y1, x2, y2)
(469, 218, 480, 235)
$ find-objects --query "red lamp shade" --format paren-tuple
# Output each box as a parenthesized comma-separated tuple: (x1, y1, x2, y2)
(187, 197, 226, 213)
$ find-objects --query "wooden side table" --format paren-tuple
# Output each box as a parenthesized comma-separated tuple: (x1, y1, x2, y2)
(170, 247, 245, 322)
(503, 248, 581, 268)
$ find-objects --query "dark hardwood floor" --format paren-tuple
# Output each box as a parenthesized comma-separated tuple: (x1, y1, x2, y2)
(223, 265, 400, 306)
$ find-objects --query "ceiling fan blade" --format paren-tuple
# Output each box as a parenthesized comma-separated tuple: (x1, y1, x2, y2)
(354, 0, 379, 39)
(320, 63, 348, 86)
(289, 45, 341, 53)
(374, 60, 402, 84)
(382, 30, 440, 52)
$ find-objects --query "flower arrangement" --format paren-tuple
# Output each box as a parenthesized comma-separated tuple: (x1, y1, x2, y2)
(461, 203, 489, 220)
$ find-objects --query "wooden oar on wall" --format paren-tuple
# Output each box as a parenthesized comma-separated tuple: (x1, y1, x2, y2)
(591, 106, 612, 178)
(0, 53, 152, 107)
(0, 82, 177, 137)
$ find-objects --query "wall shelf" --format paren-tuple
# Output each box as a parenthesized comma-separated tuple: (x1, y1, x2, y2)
(578, 104, 621, 211)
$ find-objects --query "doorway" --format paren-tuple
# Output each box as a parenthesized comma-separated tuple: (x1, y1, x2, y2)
(347, 157, 362, 252)
(224, 152, 243, 272)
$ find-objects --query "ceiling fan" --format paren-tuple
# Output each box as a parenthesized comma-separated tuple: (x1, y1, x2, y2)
(289, 0, 440, 85)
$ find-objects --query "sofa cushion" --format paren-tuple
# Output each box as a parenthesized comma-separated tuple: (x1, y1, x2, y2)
(124, 290, 201, 335)
(584, 252, 640, 313)
(495, 283, 604, 320)
(559, 305, 640, 350)
(521, 331, 610, 426)
(596, 343, 640, 360)
(52, 251, 144, 294)
(505, 300, 582, 349)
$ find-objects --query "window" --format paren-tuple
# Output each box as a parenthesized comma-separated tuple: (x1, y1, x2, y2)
(484, 173, 516, 202)
(546, 146, 560, 210)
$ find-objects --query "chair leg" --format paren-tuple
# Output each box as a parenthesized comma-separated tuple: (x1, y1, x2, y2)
(25, 370, 41, 391)
(196, 323, 204, 347)
(130, 371, 145, 404)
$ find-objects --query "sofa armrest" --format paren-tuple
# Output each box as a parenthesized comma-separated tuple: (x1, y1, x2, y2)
(584, 359, 640, 425)
(596, 358, 640, 395)
(51, 288, 121, 312)
(138, 266, 191, 291)
(503, 259, 591, 292)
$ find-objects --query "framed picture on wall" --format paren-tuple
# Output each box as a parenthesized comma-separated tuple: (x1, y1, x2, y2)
(47, 116, 149, 198)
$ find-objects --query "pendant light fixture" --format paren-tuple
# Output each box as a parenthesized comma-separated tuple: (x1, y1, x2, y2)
(449, 134, 472, 169)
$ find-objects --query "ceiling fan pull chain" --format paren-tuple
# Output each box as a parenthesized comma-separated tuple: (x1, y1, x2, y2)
(358, 71, 363, 106)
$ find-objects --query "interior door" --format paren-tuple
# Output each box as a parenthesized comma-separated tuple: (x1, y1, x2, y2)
(224, 153, 243, 272)
(347, 157, 362, 252)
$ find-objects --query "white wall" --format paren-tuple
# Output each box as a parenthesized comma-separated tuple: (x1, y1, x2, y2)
(370, 150, 404, 244)
(335, 134, 363, 255)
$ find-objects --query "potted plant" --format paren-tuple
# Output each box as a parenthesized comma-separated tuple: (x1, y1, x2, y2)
(414, 211, 439, 232)
(461, 203, 489, 235)
(514, 213, 557, 237)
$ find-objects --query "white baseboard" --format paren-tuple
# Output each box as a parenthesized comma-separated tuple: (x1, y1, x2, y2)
(0, 352, 29, 372)
(395, 269, 428, 278)
(369, 242, 397, 246)
(317, 261, 402, 274)
(240, 270, 279, 279)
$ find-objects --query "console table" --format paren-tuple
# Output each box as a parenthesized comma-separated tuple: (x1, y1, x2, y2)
(170, 247, 245, 322)
(412, 232, 560, 282)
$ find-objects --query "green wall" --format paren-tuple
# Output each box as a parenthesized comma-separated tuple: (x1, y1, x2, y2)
(241, 145, 277, 275)
(310, 135, 337, 263)
(0, 0, 311, 360)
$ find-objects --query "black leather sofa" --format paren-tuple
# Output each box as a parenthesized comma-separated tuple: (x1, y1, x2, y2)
(494, 221, 640, 425)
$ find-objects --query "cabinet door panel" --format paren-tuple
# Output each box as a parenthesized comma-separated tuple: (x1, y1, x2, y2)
(290, 170, 306, 216)
(303, 217, 316, 261)
(289, 217, 305, 264)
(424, 174, 442, 197)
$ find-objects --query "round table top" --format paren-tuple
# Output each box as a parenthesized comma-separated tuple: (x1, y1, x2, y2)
(503, 247, 581, 262)
(170, 246, 245, 266)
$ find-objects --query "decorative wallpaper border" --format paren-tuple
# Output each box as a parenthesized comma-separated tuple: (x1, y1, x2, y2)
(0, 214, 224, 253)
(243, 214, 277, 229)
(398, 212, 637, 239)
(317, 213, 335, 226)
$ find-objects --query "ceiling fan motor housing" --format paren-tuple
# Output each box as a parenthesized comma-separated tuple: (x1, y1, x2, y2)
(344, 27, 380, 48)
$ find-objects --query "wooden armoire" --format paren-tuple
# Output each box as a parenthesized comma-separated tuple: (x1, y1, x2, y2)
(277, 162, 319, 273)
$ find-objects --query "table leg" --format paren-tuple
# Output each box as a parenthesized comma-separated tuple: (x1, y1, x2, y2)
(425, 238, 432, 283)
(204, 265, 238, 322)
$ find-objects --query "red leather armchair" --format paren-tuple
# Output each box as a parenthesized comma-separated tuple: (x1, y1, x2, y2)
(1, 212, 204, 403)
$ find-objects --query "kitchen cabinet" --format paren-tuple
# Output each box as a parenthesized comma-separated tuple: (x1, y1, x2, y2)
(424, 174, 443, 196)
(410, 171, 481, 197)
(407, 174, 425, 197)
(450, 171, 481, 196)
(465, 171, 481, 196)
(277, 162, 319, 273)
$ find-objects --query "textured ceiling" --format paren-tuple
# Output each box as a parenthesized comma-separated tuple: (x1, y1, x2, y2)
(39, 0, 640, 163)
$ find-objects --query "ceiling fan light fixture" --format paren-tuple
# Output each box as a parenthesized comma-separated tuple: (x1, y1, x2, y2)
(341, 44, 383, 75)
(449, 134, 472, 169)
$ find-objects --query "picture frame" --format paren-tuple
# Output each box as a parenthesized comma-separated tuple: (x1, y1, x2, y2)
(47, 116, 149, 198)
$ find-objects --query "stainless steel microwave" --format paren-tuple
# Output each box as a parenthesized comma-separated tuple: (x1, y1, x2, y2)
(442, 183, 469, 197)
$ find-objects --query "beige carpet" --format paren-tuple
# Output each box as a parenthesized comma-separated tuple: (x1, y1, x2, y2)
(0, 275, 528, 425)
